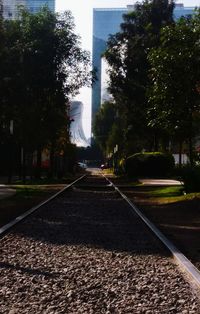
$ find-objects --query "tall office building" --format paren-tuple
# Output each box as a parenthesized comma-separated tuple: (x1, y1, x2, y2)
(3, 0, 55, 20)
(92, 7, 128, 121)
(0, 0, 3, 17)
(27, 0, 54, 14)
(3, 0, 25, 19)
(92, 4, 195, 121)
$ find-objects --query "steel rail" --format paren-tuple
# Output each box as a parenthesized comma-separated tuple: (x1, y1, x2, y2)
(0, 174, 86, 237)
(102, 173, 200, 290)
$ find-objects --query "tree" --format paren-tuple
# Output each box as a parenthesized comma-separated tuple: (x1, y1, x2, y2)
(148, 13, 200, 164)
(104, 0, 175, 156)
(0, 18, 23, 179)
(93, 101, 116, 155)
(0, 8, 93, 179)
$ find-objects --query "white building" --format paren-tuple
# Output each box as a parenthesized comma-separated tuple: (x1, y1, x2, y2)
(70, 101, 90, 148)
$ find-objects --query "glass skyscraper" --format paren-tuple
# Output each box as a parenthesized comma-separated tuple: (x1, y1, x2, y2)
(92, 4, 195, 121)
(92, 8, 127, 120)
(3, 0, 55, 20)
(27, 0, 54, 14)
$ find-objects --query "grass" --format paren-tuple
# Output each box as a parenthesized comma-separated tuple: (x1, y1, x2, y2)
(102, 168, 114, 175)
(13, 185, 56, 199)
(143, 186, 200, 204)
(147, 186, 184, 197)
(0, 171, 84, 227)
(13, 174, 78, 185)
(0, 184, 62, 227)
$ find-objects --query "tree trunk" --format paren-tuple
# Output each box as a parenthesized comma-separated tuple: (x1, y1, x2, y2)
(49, 143, 55, 178)
(188, 136, 194, 166)
(35, 146, 42, 179)
(22, 148, 26, 184)
(154, 130, 159, 152)
(8, 136, 15, 184)
(178, 140, 183, 167)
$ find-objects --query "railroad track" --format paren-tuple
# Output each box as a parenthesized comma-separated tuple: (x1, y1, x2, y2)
(0, 171, 200, 313)
(0, 175, 86, 237)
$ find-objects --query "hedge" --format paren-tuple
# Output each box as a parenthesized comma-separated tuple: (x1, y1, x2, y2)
(125, 152, 175, 178)
(180, 166, 200, 192)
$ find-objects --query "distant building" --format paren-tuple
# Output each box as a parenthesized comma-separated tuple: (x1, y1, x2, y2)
(2, 0, 55, 20)
(3, 0, 25, 19)
(92, 4, 195, 121)
(27, 0, 54, 14)
(92, 7, 127, 120)
(0, 0, 3, 17)
(101, 57, 113, 104)
(70, 101, 89, 148)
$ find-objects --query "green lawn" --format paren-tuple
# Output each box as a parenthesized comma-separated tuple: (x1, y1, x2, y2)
(147, 186, 184, 197)
(0, 184, 63, 227)
(144, 186, 200, 203)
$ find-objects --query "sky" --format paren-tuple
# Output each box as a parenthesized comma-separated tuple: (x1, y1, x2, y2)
(55, 0, 200, 138)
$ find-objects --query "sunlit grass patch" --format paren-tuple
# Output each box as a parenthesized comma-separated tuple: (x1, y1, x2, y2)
(102, 168, 114, 175)
(0, 184, 62, 227)
(14, 174, 76, 185)
(14, 185, 48, 199)
(145, 186, 200, 204)
(148, 186, 184, 198)
(1, 185, 62, 203)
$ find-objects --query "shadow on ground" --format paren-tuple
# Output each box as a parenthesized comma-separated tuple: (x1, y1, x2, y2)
(9, 186, 171, 258)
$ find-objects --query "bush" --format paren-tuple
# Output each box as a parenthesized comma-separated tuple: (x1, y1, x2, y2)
(180, 166, 200, 192)
(114, 158, 125, 175)
(125, 152, 175, 178)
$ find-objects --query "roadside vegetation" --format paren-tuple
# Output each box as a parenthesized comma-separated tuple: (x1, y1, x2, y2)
(93, 0, 200, 193)
(139, 185, 200, 204)
(0, 8, 93, 182)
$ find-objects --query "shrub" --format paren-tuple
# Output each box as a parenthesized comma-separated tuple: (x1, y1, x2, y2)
(114, 158, 125, 175)
(125, 152, 175, 178)
(180, 166, 200, 192)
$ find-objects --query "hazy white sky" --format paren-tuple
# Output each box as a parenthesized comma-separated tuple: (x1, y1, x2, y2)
(56, 1, 200, 51)
(55, 0, 200, 138)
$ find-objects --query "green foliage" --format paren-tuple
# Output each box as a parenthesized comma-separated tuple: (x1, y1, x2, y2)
(93, 101, 116, 154)
(106, 122, 124, 155)
(180, 166, 200, 192)
(125, 152, 175, 177)
(116, 158, 126, 175)
(148, 186, 183, 197)
(0, 7, 92, 178)
(104, 0, 175, 155)
(148, 13, 200, 163)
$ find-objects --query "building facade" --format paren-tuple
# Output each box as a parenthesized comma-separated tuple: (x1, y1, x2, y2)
(70, 101, 89, 148)
(3, 0, 55, 19)
(0, 0, 3, 17)
(92, 4, 195, 121)
(92, 7, 128, 120)
(27, 0, 54, 14)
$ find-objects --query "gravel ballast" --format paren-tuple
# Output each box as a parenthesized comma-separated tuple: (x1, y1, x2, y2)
(0, 175, 200, 313)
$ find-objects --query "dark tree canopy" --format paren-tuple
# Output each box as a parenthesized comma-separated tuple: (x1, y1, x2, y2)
(148, 12, 200, 163)
(102, 0, 175, 155)
(0, 7, 92, 178)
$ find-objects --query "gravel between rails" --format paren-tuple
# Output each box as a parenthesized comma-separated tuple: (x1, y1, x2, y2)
(0, 175, 200, 313)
